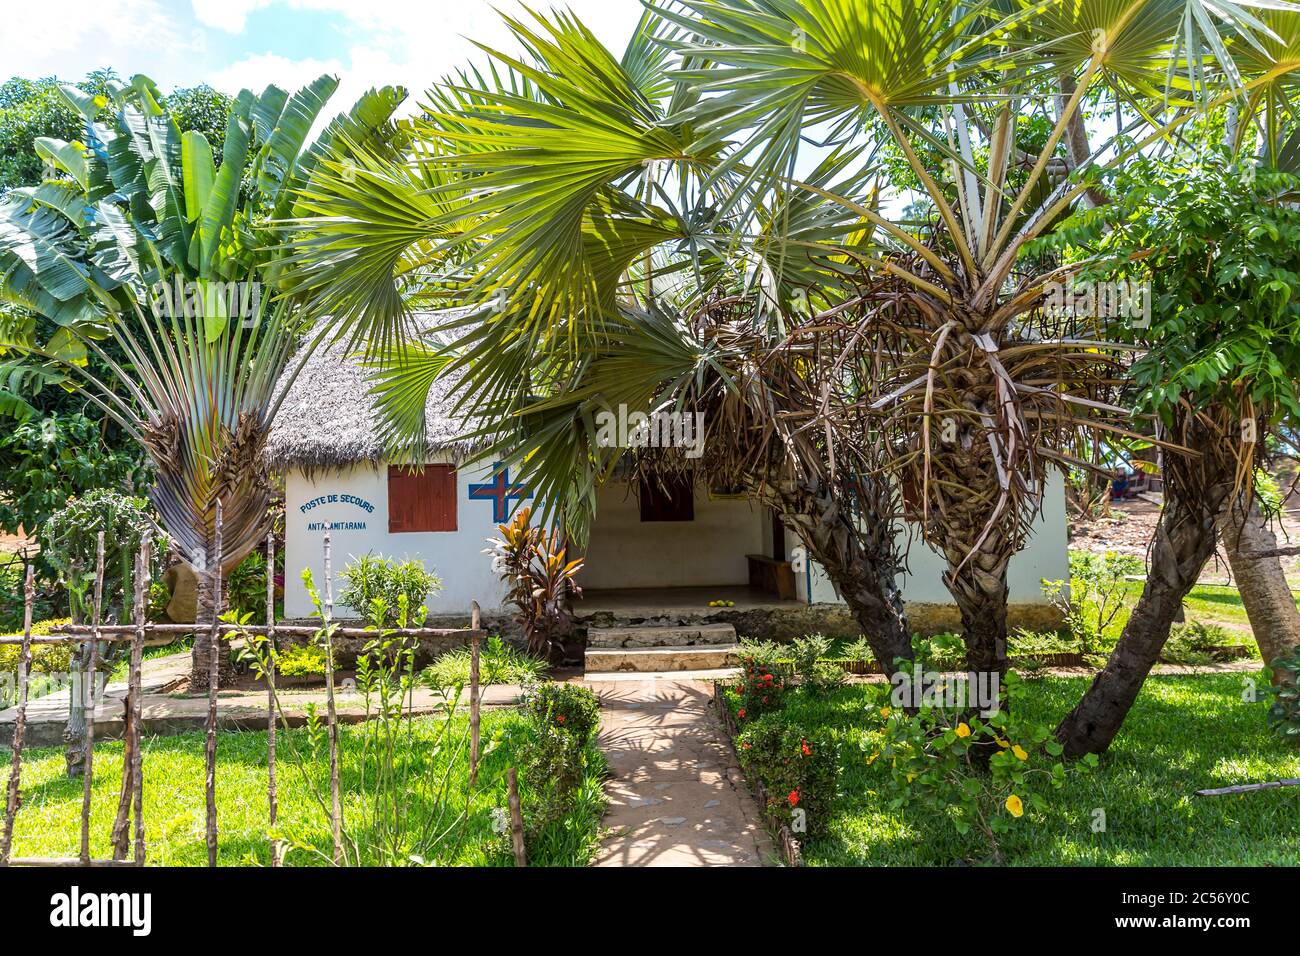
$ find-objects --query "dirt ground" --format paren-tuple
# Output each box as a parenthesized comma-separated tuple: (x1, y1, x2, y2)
(1067, 491, 1300, 587)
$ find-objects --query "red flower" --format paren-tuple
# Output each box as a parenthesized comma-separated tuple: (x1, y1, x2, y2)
(787, 789, 801, 807)
(762, 696, 769, 704)
(556, 715, 566, 724)
(737, 708, 746, 719)
(762, 673, 773, 682)
(801, 739, 812, 756)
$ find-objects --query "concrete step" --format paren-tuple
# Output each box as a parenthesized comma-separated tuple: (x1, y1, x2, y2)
(587, 622, 737, 649)
(585, 644, 740, 673)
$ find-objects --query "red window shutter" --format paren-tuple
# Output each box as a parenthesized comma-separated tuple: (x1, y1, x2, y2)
(388, 465, 457, 532)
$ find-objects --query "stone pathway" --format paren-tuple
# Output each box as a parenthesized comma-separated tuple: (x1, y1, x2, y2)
(590, 676, 774, 867)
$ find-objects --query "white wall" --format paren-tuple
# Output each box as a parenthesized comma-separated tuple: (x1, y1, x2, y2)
(580, 482, 767, 589)
(283, 459, 1070, 617)
(283, 455, 514, 619)
(799, 470, 1071, 605)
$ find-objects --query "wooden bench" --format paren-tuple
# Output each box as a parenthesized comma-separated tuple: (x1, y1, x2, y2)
(746, 554, 797, 601)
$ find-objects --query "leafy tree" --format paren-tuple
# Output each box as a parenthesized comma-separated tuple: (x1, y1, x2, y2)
(0, 73, 407, 685)
(0, 411, 149, 545)
(1055, 154, 1300, 753)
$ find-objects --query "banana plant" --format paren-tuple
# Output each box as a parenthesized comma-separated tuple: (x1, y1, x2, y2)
(0, 73, 407, 685)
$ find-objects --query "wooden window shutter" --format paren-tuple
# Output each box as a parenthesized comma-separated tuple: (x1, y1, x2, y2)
(639, 475, 695, 522)
(388, 465, 457, 532)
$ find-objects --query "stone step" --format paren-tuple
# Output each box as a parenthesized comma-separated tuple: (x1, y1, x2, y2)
(585, 644, 740, 673)
(587, 622, 737, 649)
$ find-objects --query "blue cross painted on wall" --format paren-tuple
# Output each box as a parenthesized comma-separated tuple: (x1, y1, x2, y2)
(468, 461, 532, 523)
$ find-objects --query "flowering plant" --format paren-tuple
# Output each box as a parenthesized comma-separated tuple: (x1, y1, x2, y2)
(862, 671, 1097, 860)
(733, 640, 787, 721)
(735, 714, 838, 839)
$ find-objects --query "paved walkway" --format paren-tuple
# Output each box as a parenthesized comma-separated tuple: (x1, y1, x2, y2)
(590, 676, 774, 867)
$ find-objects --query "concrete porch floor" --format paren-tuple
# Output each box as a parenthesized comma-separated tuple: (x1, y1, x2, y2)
(577, 585, 799, 620)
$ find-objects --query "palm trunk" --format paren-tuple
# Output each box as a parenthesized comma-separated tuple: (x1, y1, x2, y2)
(760, 478, 913, 674)
(1218, 493, 1300, 679)
(1055, 464, 1232, 757)
(944, 538, 1012, 677)
(191, 570, 234, 690)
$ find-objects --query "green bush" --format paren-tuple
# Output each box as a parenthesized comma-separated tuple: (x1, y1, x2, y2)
(1164, 621, 1233, 664)
(733, 639, 788, 721)
(517, 682, 602, 834)
(40, 489, 160, 625)
(1265, 645, 1300, 745)
(736, 713, 838, 839)
(789, 633, 845, 694)
(524, 681, 601, 747)
(277, 644, 329, 678)
(862, 671, 1096, 860)
(424, 636, 547, 689)
(338, 554, 442, 626)
(842, 636, 874, 662)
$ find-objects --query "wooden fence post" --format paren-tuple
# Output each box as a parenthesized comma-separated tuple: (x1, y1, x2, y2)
(507, 767, 526, 867)
(80, 533, 105, 864)
(0, 565, 35, 864)
(131, 534, 150, 865)
(204, 502, 222, 867)
(265, 531, 280, 867)
(322, 530, 343, 865)
(469, 601, 481, 788)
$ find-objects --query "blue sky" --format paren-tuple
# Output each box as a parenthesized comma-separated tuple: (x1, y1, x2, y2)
(5, 1, 648, 114)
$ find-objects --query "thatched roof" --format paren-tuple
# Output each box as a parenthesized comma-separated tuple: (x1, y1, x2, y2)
(265, 311, 484, 474)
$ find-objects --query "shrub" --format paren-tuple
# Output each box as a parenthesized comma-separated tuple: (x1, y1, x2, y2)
(1042, 551, 1141, 656)
(517, 682, 602, 833)
(842, 637, 874, 663)
(1265, 644, 1300, 745)
(733, 639, 787, 721)
(913, 632, 964, 669)
(863, 671, 1096, 861)
(40, 489, 161, 625)
(277, 644, 330, 678)
(338, 554, 441, 626)
(424, 636, 547, 689)
(484, 506, 583, 659)
(736, 713, 838, 839)
(1164, 621, 1232, 664)
(524, 681, 601, 747)
(790, 633, 845, 695)
(227, 549, 271, 618)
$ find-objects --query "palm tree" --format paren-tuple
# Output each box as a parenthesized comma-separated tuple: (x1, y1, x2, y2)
(0, 74, 407, 685)
(281, 11, 918, 672)
(282, 0, 1300, 716)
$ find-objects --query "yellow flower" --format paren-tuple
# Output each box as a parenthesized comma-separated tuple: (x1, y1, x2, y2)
(906, 772, 918, 783)
(1012, 745, 1029, 761)
(1005, 794, 1024, 818)
(879, 706, 892, 718)
(995, 737, 1010, 748)
(954, 722, 971, 738)
(866, 752, 879, 765)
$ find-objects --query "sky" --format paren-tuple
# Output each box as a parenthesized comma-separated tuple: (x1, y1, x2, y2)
(2, 0, 649, 112)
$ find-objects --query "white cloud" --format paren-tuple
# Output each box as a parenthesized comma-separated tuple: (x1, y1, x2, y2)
(206, 1, 649, 123)
(3, 0, 196, 80)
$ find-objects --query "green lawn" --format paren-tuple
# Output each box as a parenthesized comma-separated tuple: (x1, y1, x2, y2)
(761, 672, 1300, 866)
(1, 710, 606, 866)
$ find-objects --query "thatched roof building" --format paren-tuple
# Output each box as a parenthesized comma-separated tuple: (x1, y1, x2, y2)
(265, 312, 482, 474)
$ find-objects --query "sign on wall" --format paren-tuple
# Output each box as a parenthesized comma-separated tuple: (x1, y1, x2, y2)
(299, 493, 375, 532)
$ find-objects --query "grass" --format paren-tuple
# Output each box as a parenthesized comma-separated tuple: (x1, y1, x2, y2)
(1, 710, 606, 867)
(422, 636, 548, 689)
(747, 672, 1300, 866)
